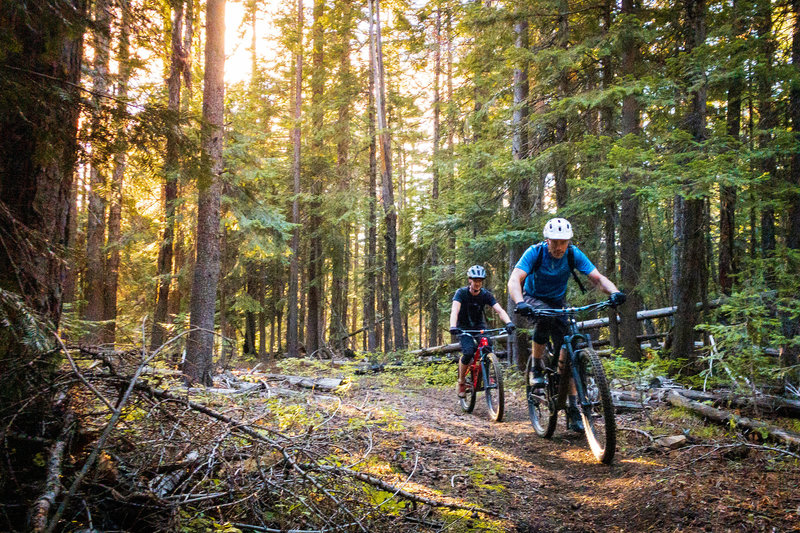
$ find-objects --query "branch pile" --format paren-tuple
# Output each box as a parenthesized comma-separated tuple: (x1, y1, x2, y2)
(3, 346, 497, 532)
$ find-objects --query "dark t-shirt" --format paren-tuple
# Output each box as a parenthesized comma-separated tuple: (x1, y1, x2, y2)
(452, 287, 497, 329)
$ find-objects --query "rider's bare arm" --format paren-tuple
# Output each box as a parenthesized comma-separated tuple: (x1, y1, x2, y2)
(587, 269, 619, 295)
(507, 267, 527, 304)
(491, 302, 512, 324)
(449, 300, 461, 329)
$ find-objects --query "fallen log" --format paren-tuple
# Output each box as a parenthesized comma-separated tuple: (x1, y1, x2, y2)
(675, 389, 800, 419)
(408, 334, 509, 357)
(666, 390, 800, 450)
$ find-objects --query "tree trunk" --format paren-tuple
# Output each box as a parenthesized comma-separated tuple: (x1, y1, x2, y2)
(84, 0, 111, 341)
(509, 8, 530, 371)
(756, 0, 776, 283)
(287, 0, 303, 357)
(329, 0, 354, 354)
(601, 0, 617, 347)
(0, 0, 85, 403)
(103, 1, 130, 346)
(672, 0, 707, 361)
(306, 0, 326, 357)
(791, 0, 800, 252)
(719, 0, 742, 296)
(553, 0, 569, 210)
(185, 0, 225, 385)
(365, 38, 379, 352)
(782, 0, 800, 376)
(428, 7, 443, 349)
(152, 0, 186, 351)
(371, 0, 404, 351)
(618, 0, 643, 362)
(244, 264, 258, 356)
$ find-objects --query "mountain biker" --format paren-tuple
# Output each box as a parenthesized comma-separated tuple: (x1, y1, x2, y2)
(450, 265, 516, 398)
(507, 217, 626, 432)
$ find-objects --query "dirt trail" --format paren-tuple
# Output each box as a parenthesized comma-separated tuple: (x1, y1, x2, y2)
(356, 381, 800, 532)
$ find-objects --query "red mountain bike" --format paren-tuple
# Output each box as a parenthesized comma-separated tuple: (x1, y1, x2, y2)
(456, 328, 505, 422)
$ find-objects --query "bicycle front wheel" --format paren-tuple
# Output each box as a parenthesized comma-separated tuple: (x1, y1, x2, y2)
(459, 366, 477, 413)
(578, 348, 616, 464)
(526, 352, 557, 437)
(484, 353, 504, 422)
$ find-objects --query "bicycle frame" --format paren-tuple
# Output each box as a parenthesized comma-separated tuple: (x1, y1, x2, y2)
(461, 329, 503, 393)
(534, 302, 609, 412)
(525, 300, 616, 462)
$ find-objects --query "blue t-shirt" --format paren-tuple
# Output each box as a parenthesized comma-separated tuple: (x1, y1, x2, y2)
(514, 243, 595, 301)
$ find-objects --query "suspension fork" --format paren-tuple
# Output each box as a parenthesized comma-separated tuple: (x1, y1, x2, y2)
(560, 330, 590, 408)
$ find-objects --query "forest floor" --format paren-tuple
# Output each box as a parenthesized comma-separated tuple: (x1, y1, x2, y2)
(312, 359, 800, 533)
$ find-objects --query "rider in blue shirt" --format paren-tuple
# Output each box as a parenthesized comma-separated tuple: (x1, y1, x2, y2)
(508, 218, 625, 431)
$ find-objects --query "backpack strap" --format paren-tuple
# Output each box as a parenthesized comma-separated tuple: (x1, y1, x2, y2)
(532, 242, 586, 294)
(568, 246, 587, 294)
(531, 242, 545, 272)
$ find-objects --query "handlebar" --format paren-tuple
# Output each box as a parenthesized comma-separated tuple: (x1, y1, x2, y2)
(456, 328, 507, 336)
(523, 299, 613, 318)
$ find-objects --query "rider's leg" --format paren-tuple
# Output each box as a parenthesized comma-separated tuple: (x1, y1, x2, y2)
(457, 337, 474, 398)
(529, 341, 546, 387)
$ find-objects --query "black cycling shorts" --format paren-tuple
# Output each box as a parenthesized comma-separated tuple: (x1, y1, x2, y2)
(458, 334, 493, 365)
(522, 295, 568, 349)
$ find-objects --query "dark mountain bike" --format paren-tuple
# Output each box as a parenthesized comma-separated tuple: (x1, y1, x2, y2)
(456, 328, 505, 422)
(523, 300, 617, 464)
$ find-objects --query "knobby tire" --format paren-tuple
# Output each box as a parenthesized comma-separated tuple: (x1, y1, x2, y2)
(578, 348, 616, 464)
(459, 366, 477, 413)
(526, 352, 557, 437)
(484, 352, 504, 422)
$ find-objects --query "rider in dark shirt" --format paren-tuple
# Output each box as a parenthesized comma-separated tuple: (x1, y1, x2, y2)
(450, 265, 515, 398)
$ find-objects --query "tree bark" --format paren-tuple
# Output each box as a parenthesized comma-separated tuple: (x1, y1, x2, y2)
(185, 0, 225, 385)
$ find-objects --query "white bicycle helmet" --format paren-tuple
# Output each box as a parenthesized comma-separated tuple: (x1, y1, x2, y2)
(543, 217, 573, 239)
(467, 265, 486, 279)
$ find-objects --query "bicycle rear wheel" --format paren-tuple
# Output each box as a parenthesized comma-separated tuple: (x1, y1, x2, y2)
(578, 348, 616, 464)
(459, 366, 477, 413)
(526, 352, 557, 437)
(483, 353, 504, 422)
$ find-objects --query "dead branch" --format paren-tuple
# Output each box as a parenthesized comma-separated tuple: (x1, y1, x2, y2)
(666, 390, 800, 450)
(304, 463, 503, 519)
(30, 411, 74, 532)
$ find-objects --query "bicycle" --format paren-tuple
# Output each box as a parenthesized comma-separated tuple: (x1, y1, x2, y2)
(522, 299, 617, 464)
(455, 328, 506, 422)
